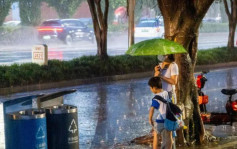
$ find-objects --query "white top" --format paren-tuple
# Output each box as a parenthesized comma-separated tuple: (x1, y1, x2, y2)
(151, 91, 169, 121)
(161, 62, 179, 92)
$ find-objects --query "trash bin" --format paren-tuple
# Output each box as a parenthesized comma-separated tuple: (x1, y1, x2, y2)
(46, 104, 79, 149)
(6, 109, 47, 149)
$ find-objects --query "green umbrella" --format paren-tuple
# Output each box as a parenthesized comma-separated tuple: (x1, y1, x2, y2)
(126, 38, 187, 56)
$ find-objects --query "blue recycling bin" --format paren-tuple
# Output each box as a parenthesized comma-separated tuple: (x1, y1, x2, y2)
(6, 109, 48, 149)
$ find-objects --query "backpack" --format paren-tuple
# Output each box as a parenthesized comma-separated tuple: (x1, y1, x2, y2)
(153, 95, 182, 131)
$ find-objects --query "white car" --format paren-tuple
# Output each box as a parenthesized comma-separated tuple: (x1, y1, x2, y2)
(135, 19, 164, 38)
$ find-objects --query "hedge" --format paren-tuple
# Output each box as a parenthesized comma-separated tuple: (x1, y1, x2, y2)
(1, 47, 237, 88)
(0, 55, 157, 88)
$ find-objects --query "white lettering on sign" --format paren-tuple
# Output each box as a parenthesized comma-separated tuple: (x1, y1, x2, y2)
(32, 45, 48, 65)
(68, 136, 79, 144)
(68, 119, 78, 134)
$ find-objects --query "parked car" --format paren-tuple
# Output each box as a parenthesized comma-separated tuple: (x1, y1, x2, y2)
(135, 18, 164, 39)
(37, 19, 94, 45)
(78, 18, 92, 26)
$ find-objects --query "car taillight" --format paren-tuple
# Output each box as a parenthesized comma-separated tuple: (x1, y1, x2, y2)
(156, 27, 160, 32)
(232, 101, 237, 111)
(37, 27, 63, 32)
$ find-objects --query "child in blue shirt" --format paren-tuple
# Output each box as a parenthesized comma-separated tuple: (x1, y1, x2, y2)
(148, 77, 173, 149)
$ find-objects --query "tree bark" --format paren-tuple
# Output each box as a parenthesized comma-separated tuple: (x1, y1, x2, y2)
(87, 0, 109, 59)
(157, 0, 214, 145)
(224, 0, 237, 49)
(128, 0, 136, 47)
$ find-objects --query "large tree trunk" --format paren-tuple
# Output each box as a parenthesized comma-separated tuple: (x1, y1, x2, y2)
(128, 0, 136, 47)
(157, 0, 214, 145)
(224, 0, 237, 49)
(87, 0, 109, 59)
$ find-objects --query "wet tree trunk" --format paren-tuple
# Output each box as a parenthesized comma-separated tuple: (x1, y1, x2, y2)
(128, 0, 136, 47)
(157, 0, 214, 145)
(87, 0, 109, 59)
(224, 0, 237, 49)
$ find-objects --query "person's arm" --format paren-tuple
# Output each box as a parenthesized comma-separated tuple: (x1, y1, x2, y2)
(154, 65, 161, 77)
(149, 107, 155, 126)
(160, 75, 178, 85)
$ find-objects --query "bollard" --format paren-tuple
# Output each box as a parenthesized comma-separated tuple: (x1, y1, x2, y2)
(46, 104, 79, 149)
(6, 109, 47, 149)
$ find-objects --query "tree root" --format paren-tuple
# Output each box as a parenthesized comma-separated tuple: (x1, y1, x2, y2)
(203, 130, 218, 142)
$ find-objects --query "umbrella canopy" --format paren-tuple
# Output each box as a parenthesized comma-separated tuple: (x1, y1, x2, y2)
(126, 38, 187, 56)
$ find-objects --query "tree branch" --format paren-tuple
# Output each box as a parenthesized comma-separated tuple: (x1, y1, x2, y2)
(104, 0, 109, 29)
(224, 0, 231, 20)
(234, 0, 237, 22)
(196, 0, 215, 17)
(96, 1, 105, 30)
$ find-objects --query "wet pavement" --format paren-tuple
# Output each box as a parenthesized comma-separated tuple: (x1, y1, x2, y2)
(0, 67, 237, 149)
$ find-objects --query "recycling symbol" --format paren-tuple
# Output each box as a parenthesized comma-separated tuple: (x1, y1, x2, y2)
(68, 119, 78, 134)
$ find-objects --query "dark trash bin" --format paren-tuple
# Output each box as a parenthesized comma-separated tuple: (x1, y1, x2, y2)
(46, 104, 79, 149)
(6, 109, 47, 149)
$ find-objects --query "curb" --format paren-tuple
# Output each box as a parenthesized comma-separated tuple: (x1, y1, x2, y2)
(1, 62, 237, 96)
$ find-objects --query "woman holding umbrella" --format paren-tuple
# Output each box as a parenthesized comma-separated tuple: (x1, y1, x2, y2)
(154, 54, 179, 149)
(154, 54, 179, 104)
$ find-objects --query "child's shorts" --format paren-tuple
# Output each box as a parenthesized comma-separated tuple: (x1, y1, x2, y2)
(154, 122, 165, 133)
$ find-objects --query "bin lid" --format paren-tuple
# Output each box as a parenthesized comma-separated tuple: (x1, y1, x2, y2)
(46, 104, 77, 114)
(8, 109, 45, 120)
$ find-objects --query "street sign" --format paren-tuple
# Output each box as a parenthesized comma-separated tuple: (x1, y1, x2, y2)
(32, 45, 48, 65)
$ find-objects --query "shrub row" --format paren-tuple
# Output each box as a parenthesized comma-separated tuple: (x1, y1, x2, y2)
(1, 47, 237, 88)
(0, 55, 157, 88)
(196, 47, 237, 65)
(199, 23, 229, 33)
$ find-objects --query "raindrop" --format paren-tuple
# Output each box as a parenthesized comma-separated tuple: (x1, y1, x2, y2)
(119, 127, 122, 131)
(232, 126, 236, 135)
(222, 125, 227, 131)
(86, 140, 91, 144)
(124, 115, 127, 119)
(117, 120, 119, 124)
(100, 139, 105, 143)
(114, 137, 117, 141)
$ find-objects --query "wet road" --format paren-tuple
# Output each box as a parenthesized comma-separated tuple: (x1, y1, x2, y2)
(0, 32, 236, 65)
(1, 67, 237, 148)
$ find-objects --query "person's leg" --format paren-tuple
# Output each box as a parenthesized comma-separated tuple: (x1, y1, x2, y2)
(153, 130, 158, 149)
(164, 130, 173, 149)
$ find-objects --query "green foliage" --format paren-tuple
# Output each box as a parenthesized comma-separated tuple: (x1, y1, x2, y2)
(0, 0, 12, 26)
(2, 47, 237, 88)
(19, 0, 42, 26)
(199, 23, 229, 33)
(45, 0, 83, 18)
(0, 55, 157, 88)
(197, 47, 237, 65)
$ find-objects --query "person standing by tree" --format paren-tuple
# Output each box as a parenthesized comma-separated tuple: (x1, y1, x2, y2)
(154, 54, 179, 104)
